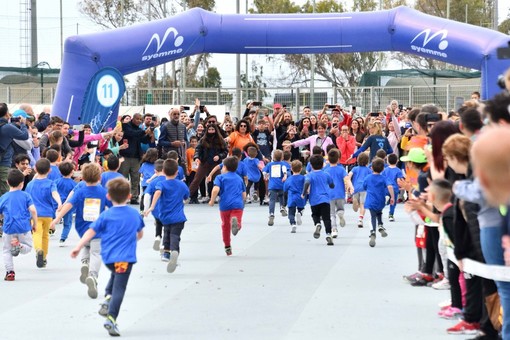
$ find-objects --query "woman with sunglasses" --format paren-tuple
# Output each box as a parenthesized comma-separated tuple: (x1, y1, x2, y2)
(225, 119, 254, 154)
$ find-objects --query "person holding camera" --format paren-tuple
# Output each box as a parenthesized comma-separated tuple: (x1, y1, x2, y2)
(120, 113, 154, 204)
(0, 104, 30, 196)
(140, 113, 159, 153)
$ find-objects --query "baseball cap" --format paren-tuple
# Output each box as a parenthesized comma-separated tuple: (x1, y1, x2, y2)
(400, 148, 427, 164)
(12, 109, 28, 118)
(273, 103, 282, 109)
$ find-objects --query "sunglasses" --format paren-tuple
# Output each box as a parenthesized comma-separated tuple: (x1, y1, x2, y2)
(239, 124, 247, 127)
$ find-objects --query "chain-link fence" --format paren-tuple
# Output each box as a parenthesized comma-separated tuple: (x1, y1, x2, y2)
(3, 84, 479, 117)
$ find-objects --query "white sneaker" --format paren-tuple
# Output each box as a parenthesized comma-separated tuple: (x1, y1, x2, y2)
(296, 211, 302, 225)
(268, 215, 275, 226)
(280, 207, 288, 217)
(252, 192, 259, 202)
(167, 250, 179, 273)
(86, 276, 98, 299)
(245, 196, 252, 204)
(357, 218, 363, 228)
(337, 212, 346, 227)
(59, 239, 66, 247)
(80, 263, 89, 284)
(331, 227, 338, 238)
(153, 236, 161, 251)
(432, 278, 451, 290)
(291, 225, 297, 233)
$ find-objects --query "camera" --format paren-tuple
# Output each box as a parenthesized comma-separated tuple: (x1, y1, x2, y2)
(10, 117, 21, 123)
(199, 105, 205, 113)
(149, 122, 155, 131)
(398, 104, 403, 111)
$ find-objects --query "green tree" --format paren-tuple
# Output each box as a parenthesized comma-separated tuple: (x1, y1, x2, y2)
(250, 0, 300, 14)
(499, 16, 510, 35)
(241, 62, 269, 101)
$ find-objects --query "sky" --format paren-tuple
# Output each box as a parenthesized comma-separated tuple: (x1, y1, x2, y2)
(0, 0, 509, 87)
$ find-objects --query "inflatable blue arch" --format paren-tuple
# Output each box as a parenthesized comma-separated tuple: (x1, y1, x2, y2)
(53, 6, 510, 131)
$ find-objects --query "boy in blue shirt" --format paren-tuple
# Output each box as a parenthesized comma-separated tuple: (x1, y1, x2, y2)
(55, 161, 77, 246)
(25, 158, 62, 268)
(0, 169, 37, 281)
(71, 177, 144, 337)
(100, 155, 123, 188)
(209, 156, 246, 256)
(242, 146, 263, 203)
(51, 163, 111, 299)
(145, 159, 189, 273)
(346, 153, 372, 228)
(382, 153, 404, 222)
(207, 147, 247, 185)
(142, 159, 166, 255)
(166, 150, 186, 181)
(46, 149, 62, 182)
(283, 160, 306, 234)
(324, 149, 348, 238)
(303, 155, 335, 246)
(363, 158, 395, 247)
(262, 150, 288, 226)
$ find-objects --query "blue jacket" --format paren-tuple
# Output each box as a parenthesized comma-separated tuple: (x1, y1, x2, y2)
(0, 118, 30, 167)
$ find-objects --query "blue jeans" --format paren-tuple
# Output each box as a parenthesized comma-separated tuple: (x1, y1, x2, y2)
(288, 206, 304, 225)
(369, 209, 383, 232)
(60, 208, 74, 241)
(480, 226, 510, 339)
(105, 262, 133, 320)
(269, 190, 284, 215)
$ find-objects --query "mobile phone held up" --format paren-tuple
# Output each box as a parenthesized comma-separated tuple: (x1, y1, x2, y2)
(370, 112, 379, 117)
(252, 101, 262, 106)
(199, 105, 205, 113)
(328, 104, 336, 109)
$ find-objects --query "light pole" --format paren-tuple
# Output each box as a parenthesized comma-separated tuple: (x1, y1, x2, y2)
(310, 0, 316, 111)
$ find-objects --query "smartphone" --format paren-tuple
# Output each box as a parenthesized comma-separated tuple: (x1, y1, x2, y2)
(183, 106, 190, 111)
(328, 104, 336, 109)
(225, 112, 230, 116)
(370, 112, 379, 117)
(73, 124, 84, 131)
(151, 116, 157, 121)
(352, 106, 356, 110)
(283, 104, 287, 108)
(199, 105, 205, 113)
(398, 104, 403, 111)
(252, 101, 262, 106)
(123, 139, 128, 145)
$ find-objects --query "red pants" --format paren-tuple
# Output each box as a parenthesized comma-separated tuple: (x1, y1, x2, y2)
(220, 209, 244, 247)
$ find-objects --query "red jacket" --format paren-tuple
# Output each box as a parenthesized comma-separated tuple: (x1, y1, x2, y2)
(336, 134, 357, 165)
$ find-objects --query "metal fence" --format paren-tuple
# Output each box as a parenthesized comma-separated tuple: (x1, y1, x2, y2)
(2, 84, 480, 116)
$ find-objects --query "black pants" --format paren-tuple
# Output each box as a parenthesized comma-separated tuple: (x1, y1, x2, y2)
(447, 260, 462, 309)
(311, 203, 331, 234)
(155, 218, 163, 238)
(163, 222, 185, 252)
(422, 226, 443, 275)
(105, 262, 133, 320)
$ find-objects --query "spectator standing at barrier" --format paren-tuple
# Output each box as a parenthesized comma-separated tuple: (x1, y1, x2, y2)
(0, 103, 30, 197)
(350, 121, 393, 162)
(158, 108, 187, 163)
(119, 113, 154, 205)
(226, 119, 255, 154)
(336, 125, 357, 172)
(292, 122, 334, 155)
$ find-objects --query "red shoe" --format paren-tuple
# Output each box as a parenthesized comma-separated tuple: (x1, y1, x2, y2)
(446, 320, 480, 334)
(4, 271, 15, 281)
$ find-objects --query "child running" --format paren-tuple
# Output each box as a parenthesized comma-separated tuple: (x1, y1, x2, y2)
(263, 149, 288, 226)
(303, 154, 335, 246)
(382, 153, 404, 222)
(209, 156, 246, 255)
(51, 162, 112, 298)
(363, 158, 394, 247)
(54, 161, 77, 246)
(145, 159, 189, 273)
(324, 149, 348, 237)
(0, 169, 37, 281)
(25, 158, 62, 268)
(142, 159, 166, 255)
(346, 153, 371, 228)
(283, 160, 306, 233)
(71, 177, 144, 337)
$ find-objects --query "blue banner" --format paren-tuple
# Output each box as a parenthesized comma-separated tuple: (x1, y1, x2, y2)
(80, 67, 126, 133)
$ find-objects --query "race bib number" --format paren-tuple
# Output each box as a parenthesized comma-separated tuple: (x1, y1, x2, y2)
(270, 164, 281, 178)
(83, 198, 101, 222)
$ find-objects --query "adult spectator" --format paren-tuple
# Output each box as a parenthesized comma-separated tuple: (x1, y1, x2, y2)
(140, 113, 158, 152)
(350, 121, 393, 162)
(159, 108, 187, 162)
(274, 108, 293, 141)
(291, 122, 334, 155)
(458, 107, 483, 140)
(336, 125, 357, 171)
(226, 119, 255, 154)
(72, 124, 115, 164)
(0, 103, 30, 196)
(386, 109, 402, 158)
(189, 124, 228, 204)
(350, 118, 365, 147)
(119, 113, 154, 204)
(39, 116, 73, 158)
(11, 110, 34, 160)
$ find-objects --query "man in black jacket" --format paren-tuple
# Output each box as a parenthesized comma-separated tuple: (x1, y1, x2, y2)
(119, 113, 154, 204)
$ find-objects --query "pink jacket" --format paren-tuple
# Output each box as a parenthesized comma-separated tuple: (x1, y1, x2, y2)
(292, 134, 334, 154)
(72, 132, 105, 164)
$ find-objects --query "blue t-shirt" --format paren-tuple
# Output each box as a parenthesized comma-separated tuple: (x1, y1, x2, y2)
(305, 170, 334, 206)
(69, 184, 112, 237)
(382, 166, 404, 189)
(177, 166, 185, 181)
(306, 158, 326, 173)
(324, 165, 347, 200)
(243, 157, 261, 182)
(55, 177, 77, 202)
(219, 161, 247, 180)
(350, 166, 372, 193)
(26, 178, 58, 218)
(263, 161, 288, 190)
(363, 174, 391, 210)
(155, 179, 189, 224)
(48, 164, 62, 181)
(283, 174, 306, 208)
(139, 162, 155, 187)
(0, 190, 33, 234)
(91, 205, 144, 264)
(143, 175, 166, 219)
(214, 171, 246, 211)
(101, 171, 124, 188)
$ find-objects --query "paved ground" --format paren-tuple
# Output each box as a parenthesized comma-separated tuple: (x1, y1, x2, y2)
(1, 203, 461, 339)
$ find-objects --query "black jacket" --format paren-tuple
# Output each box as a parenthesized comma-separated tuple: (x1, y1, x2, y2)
(119, 122, 150, 159)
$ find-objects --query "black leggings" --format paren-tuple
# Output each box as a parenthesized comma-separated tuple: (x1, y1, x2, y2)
(311, 203, 331, 234)
(422, 226, 443, 275)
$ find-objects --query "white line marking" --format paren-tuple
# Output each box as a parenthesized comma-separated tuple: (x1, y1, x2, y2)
(245, 45, 352, 49)
(244, 17, 352, 21)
